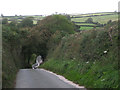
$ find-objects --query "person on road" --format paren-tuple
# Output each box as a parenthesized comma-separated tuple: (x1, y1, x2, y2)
(32, 55, 43, 69)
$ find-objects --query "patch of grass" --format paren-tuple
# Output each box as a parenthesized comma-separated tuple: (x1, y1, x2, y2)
(33, 20, 37, 24)
(80, 27, 100, 30)
(71, 12, 115, 17)
(80, 27, 94, 30)
(76, 23, 96, 26)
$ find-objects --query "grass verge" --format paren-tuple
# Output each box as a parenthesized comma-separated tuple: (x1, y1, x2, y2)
(41, 58, 118, 88)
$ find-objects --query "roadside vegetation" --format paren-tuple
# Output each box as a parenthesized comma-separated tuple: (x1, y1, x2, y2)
(41, 21, 119, 88)
(2, 14, 75, 88)
(2, 21, 28, 87)
(2, 13, 118, 88)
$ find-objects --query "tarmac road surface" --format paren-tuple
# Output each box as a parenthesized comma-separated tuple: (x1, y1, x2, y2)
(15, 69, 86, 89)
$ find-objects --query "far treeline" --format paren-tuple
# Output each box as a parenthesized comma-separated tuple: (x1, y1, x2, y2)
(2, 14, 119, 88)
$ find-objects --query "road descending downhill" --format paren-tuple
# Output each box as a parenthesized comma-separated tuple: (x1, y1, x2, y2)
(15, 69, 86, 89)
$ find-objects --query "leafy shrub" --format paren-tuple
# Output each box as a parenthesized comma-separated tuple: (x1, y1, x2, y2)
(29, 54, 37, 66)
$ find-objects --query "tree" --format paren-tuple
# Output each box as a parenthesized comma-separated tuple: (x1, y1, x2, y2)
(107, 20, 112, 24)
(19, 17, 33, 27)
(9, 19, 18, 26)
(15, 14, 18, 17)
(1, 14, 4, 17)
(85, 18, 93, 23)
(37, 15, 75, 34)
(2, 18, 8, 24)
(65, 15, 71, 21)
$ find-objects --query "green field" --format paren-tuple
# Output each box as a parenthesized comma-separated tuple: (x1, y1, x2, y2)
(33, 20, 38, 24)
(76, 23, 96, 26)
(71, 14, 118, 24)
(71, 12, 118, 30)
(79, 27, 100, 30)
(71, 12, 115, 17)
(3, 15, 45, 25)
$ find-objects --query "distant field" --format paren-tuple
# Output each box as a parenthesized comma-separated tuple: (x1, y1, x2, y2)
(71, 14, 118, 24)
(71, 12, 118, 30)
(79, 27, 100, 30)
(70, 12, 115, 17)
(76, 23, 96, 26)
(33, 20, 38, 24)
(3, 15, 45, 24)
(79, 27, 94, 30)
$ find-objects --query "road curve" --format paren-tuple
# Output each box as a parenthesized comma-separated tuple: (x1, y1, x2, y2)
(15, 69, 85, 89)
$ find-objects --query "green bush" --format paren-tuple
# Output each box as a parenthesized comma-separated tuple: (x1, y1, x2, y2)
(37, 15, 75, 34)
(29, 54, 37, 66)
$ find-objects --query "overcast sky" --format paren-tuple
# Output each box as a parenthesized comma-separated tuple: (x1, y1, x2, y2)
(0, 0, 119, 16)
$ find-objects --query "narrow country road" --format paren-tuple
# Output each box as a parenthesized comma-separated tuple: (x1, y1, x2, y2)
(15, 69, 86, 89)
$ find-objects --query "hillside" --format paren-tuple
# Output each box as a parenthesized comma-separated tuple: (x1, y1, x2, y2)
(41, 21, 118, 88)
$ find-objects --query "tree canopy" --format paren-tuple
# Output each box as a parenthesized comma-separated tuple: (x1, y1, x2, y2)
(36, 15, 75, 34)
(19, 17, 33, 27)
(2, 18, 8, 24)
(85, 18, 93, 23)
